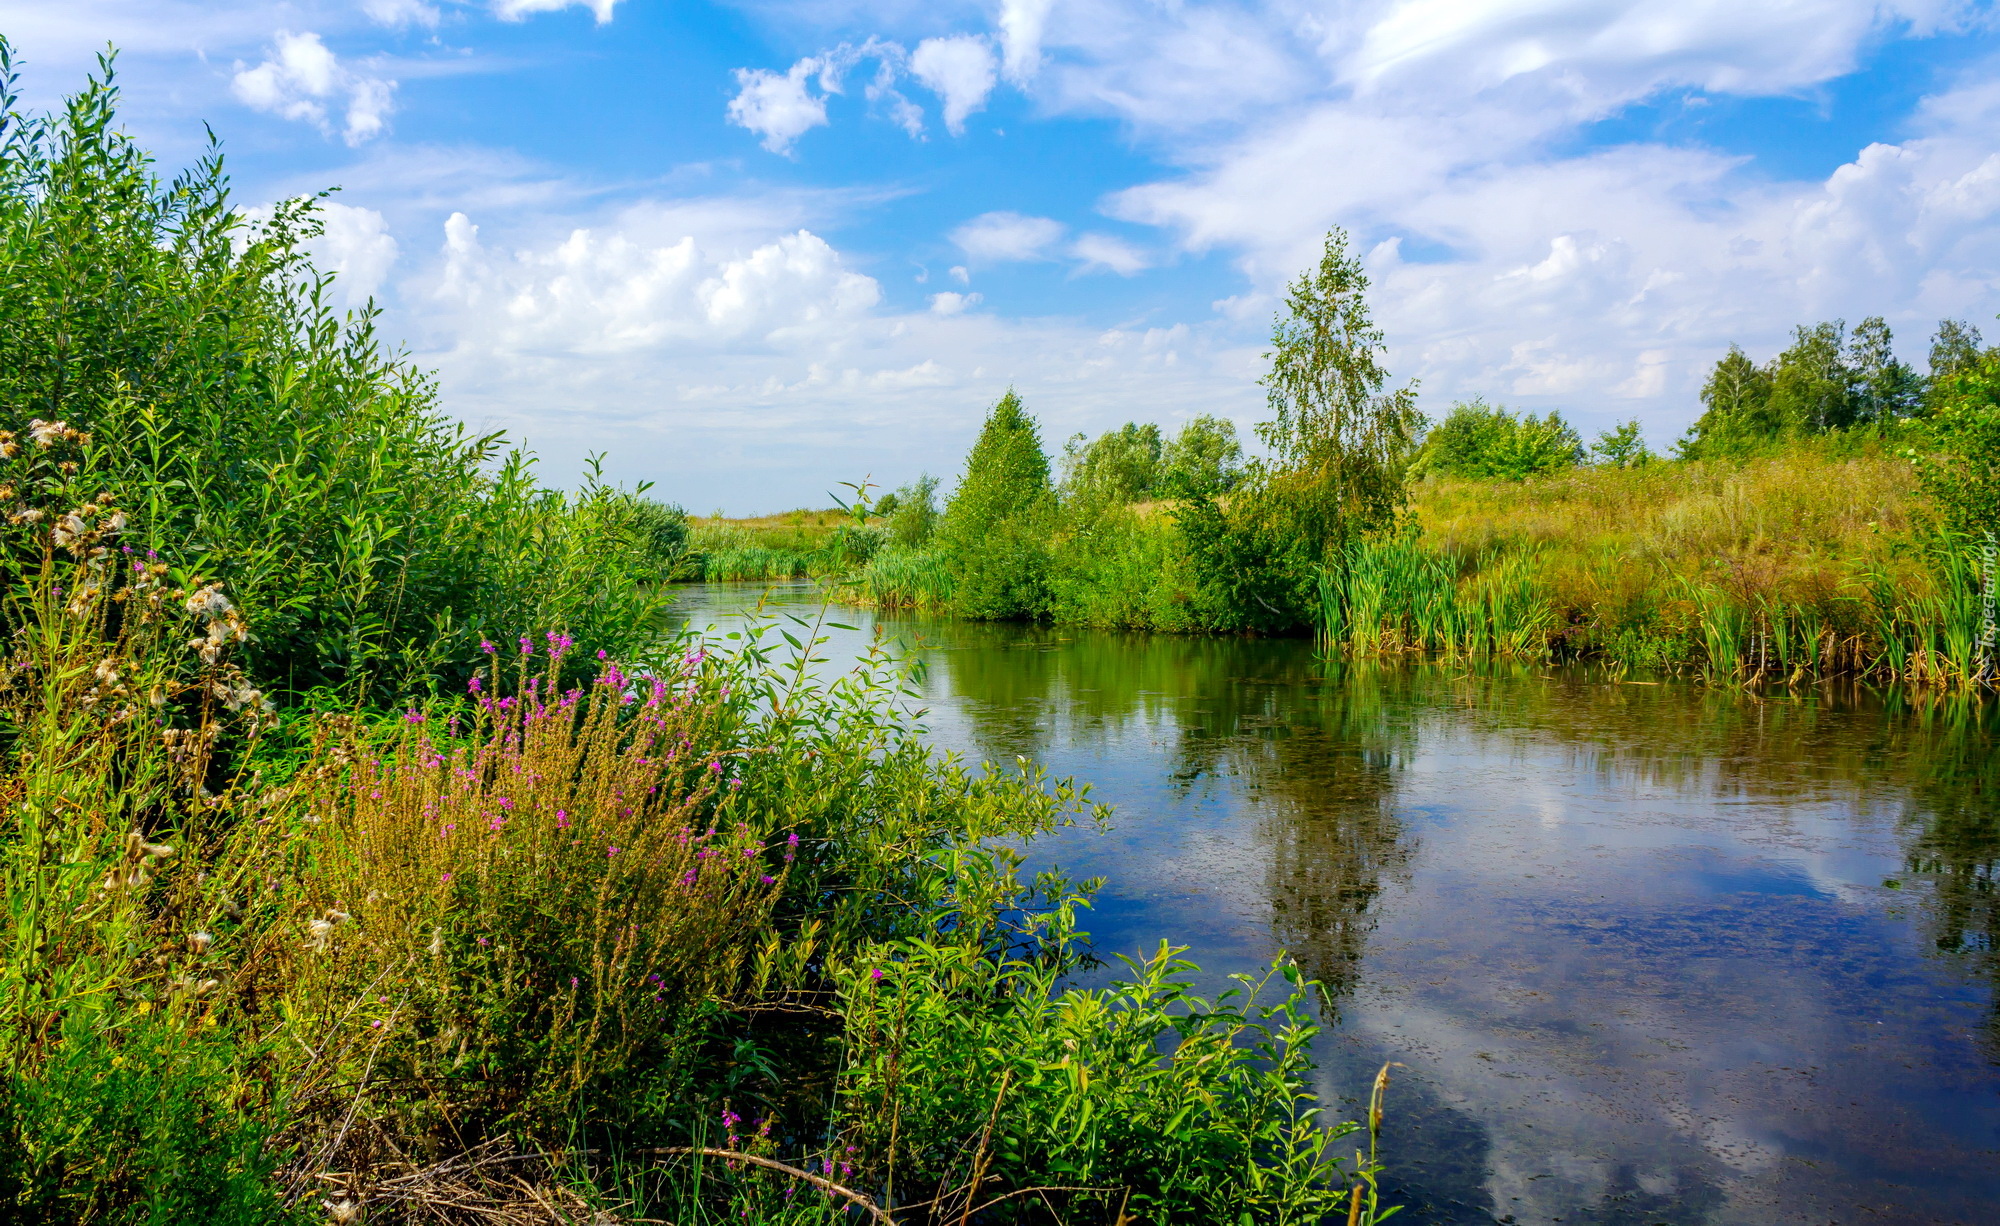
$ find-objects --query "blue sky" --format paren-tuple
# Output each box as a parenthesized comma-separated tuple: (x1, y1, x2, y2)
(5, 0, 1999, 512)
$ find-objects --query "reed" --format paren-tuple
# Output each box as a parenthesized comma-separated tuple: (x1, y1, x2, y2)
(853, 545, 955, 609)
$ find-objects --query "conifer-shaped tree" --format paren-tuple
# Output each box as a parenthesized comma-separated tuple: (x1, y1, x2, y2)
(939, 391, 1055, 618)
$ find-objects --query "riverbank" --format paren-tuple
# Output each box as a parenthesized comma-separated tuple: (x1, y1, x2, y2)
(841, 431, 1994, 688)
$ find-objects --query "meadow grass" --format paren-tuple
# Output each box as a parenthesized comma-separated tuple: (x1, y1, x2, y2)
(1374, 442, 1992, 685)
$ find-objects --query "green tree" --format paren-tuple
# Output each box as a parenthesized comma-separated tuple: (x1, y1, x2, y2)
(1768, 321, 1857, 434)
(1059, 422, 1163, 506)
(1912, 346, 2000, 542)
(1160, 415, 1244, 494)
(939, 392, 1054, 618)
(1254, 227, 1421, 555)
(1848, 316, 1921, 425)
(1926, 319, 1986, 411)
(1682, 345, 1777, 456)
(1175, 229, 1419, 632)
(886, 473, 940, 547)
(1591, 419, 1652, 468)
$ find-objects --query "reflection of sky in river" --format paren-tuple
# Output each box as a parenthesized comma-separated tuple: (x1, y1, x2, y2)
(671, 583, 2000, 1226)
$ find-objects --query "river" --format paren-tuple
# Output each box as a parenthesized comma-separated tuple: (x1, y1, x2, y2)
(672, 581, 2000, 1226)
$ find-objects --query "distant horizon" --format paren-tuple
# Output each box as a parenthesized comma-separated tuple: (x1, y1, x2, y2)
(3, 0, 1996, 513)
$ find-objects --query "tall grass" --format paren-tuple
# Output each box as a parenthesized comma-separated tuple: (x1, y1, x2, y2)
(1317, 535, 1555, 660)
(1306, 444, 1997, 687)
(852, 545, 955, 609)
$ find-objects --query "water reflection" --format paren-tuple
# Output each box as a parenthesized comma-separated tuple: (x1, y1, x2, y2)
(669, 584, 2000, 1226)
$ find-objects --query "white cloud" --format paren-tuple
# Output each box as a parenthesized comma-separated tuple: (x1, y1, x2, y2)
(1343, 0, 1954, 110)
(362, 0, 441, 28)
(316, 201, 401, 305)
(952, 211, 1065, 262)
(863, 52, 927, 137)
(231, 31, 397, 147)
(998, 0, 1057, 83)
(491, 0, 618, 22)
(1071, 233, 1149, 275)
(424, 208, 881, 354)
(929, 290, 983, 315)
(909, 36, 998, 135)
(727, 59, 831, 154)
(381, 200, 1265, 511)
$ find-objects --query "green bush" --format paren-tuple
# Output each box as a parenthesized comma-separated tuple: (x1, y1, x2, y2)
(835, 939, 1379, 1225)
(1413, 399, 1582, 481)
(0, 47, 670, 701)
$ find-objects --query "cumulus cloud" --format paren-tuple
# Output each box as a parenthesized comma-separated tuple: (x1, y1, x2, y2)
(952, 211, 1066, 262)
(727, 60, 832, 154)
(381, 201, 1264, 511)
(231, 31, 396, 146)
(491, 0, 618, 22)
(315, 201, 402, 305)
(909, 36, 998, 135)
(426, 211, 881, 353)
(929, 290, 983, 315)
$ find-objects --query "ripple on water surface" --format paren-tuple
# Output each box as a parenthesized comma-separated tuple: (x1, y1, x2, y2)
(671, 582, 2000, 1226)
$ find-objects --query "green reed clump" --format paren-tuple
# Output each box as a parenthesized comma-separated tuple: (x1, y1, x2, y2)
(1317, 534, 1556, 661)
(853, 545, 956, 609)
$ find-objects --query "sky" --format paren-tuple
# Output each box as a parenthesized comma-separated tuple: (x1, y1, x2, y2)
(3, 1, 1998, 513)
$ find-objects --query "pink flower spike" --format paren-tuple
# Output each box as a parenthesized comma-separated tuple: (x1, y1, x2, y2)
(519, 636, 534, 656)
(871, 968, 884, 981)
(481, 639, 495, 654)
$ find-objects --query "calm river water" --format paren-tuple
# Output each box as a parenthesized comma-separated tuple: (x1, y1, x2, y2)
(672, 582, 1999, 1226)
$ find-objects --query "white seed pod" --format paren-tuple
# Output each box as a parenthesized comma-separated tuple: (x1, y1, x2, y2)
(306, 919, 334, 951)
(190, 931, 214, 954)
